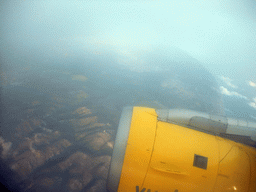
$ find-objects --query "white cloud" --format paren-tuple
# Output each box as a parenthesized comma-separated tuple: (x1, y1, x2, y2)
(220, 76, 237, 88)
(249, 102, 256, 109)
(220, 86, 247, 99)
(248, 81, 256, 87)
(248, 97, 256, 110)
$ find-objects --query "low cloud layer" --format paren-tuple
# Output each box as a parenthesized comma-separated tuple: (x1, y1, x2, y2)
(220, 76, 237, 88)
(249, 97, 256, 109)
(220, 86, 247, 99)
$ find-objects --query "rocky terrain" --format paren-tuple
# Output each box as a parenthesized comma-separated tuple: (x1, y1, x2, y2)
(0, 105, 113, 192)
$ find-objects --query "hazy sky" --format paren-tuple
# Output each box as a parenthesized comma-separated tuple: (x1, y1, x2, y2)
(1, 0, 256, 80)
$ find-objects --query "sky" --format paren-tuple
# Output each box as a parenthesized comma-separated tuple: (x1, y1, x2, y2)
(0, 0, 256, 115)
(1, 0, 256, 78)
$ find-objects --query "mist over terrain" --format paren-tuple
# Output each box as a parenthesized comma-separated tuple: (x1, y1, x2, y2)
(0, 1, 256, 192)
